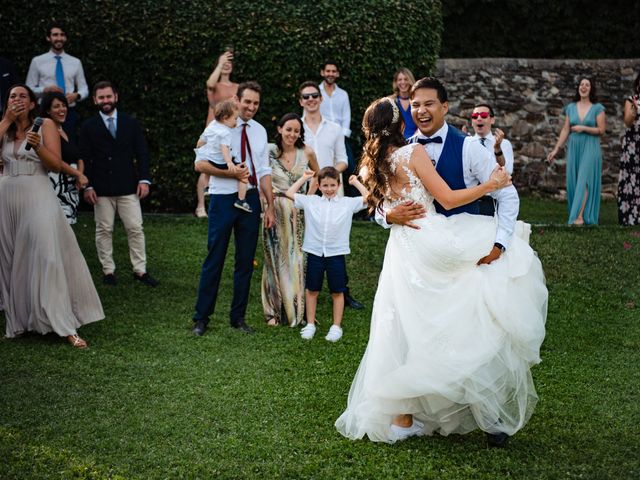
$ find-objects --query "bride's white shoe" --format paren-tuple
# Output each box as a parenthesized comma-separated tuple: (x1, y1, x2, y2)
(390, 420, 425, 441)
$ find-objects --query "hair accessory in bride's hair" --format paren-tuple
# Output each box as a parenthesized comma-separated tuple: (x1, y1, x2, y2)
(377, 98, 400, 137)
(385, 97, 400, 125)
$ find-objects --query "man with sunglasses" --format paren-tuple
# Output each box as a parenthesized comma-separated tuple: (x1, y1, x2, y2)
(299, 80, 364, 310)
(470, 103, 515, 215)
(383, 77, 519, 270)
(299, 81, 348, 174)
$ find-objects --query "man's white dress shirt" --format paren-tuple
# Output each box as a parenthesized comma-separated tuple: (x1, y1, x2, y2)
(26, 51, 88, 106)
(379, 123, 519, 248)
(319, 82, 351, 138)
(302, 117, 348, 170)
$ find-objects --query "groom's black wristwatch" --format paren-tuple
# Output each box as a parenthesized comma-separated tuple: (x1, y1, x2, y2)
(494, 242, 506, 253)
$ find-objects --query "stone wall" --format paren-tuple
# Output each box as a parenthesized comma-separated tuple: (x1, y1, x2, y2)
(435, 58, 640, 198)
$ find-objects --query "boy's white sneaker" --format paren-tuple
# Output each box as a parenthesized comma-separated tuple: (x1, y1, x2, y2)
(300, 323, 316, 340)
(325, 325, 343, 342)
(390, 419, 425, 441)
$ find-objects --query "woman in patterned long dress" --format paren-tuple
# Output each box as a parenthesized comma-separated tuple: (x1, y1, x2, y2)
(261, 113, 319, 327)
(618, 73, 640, 225)
(0, 85, 104, 349)
(548, 77, 606, 225)
(41, 92, 89, 224)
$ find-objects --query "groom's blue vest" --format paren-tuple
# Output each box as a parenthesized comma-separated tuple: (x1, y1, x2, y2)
(433, 125, 480, 217)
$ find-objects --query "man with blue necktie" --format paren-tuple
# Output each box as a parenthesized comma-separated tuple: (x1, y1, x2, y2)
(26, 22, 88, 142)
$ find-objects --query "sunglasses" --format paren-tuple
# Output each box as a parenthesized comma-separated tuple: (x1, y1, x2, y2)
(301, 92, 320, 100)
(471, 112, 491, 119)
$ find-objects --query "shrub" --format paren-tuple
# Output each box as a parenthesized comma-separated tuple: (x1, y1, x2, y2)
(441, 0, 640, 58)
(1, 0, 441, 211)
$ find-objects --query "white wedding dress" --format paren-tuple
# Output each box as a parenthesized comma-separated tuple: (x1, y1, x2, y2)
(335, 144, 548, 443)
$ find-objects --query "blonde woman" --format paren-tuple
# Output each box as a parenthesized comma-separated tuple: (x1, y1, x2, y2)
(388, 67, 417, 139)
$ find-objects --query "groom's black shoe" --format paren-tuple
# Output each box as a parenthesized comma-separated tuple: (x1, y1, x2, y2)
(344, 291, 364, 310)
(230, 318, 254, 334)
(192, 320, 208, 336)
(486, 432, 510, 448)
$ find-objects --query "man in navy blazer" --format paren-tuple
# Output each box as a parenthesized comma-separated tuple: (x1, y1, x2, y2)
(80, 80, 158, 287)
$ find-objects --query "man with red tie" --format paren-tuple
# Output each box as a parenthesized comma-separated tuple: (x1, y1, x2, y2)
(192, 81, 275, 336)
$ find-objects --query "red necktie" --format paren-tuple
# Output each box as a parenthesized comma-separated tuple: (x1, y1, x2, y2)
(241, 123, 257, 186)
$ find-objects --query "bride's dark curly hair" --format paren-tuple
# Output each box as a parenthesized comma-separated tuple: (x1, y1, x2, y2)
(360, 97, 406, 213)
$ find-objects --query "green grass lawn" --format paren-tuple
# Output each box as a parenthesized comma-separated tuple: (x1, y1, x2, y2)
(1, 198, 639, 479)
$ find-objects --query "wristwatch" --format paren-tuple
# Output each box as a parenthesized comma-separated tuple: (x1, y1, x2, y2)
(494, 242, 505, 252)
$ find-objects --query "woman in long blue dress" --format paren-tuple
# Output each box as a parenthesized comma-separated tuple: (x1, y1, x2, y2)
(548, 77, 606, 225)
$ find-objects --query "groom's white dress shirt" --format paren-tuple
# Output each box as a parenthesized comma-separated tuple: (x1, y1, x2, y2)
(378, 123, 519, 249)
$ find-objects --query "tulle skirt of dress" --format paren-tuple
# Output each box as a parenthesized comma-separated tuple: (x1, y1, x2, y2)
(335, 213, 548, 443)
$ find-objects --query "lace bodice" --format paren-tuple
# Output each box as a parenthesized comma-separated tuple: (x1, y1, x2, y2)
(383, 144, 436, 213)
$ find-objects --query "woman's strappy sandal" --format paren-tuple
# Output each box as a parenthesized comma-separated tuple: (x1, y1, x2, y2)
(67, 334, 88, 349)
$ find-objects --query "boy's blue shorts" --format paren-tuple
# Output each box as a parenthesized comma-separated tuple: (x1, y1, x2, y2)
(305, 253, 346, 294)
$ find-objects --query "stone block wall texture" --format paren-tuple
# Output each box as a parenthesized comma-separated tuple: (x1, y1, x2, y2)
(435, 58, 640, 198)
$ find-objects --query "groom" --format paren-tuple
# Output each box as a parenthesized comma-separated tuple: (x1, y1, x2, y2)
(381, 77, 520, 447)
(384, 77, 519, 266)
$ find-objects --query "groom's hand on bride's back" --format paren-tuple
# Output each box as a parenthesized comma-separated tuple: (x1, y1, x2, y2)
(386, 201, 426, 230)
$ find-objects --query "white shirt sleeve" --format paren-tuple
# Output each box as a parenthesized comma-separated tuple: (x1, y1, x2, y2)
(463, 138, 519, 248)
(220, 129, 232, 147)
(255, 135, 272, 181)
(334, 127, 348, 168)
(374, 206, 392, 229)
(341, 90, 352, 138)
(349, 196, 367, 212)
(75, 60, 89, 101)
(294, 193, 310, 210)
(501, 139, 515, 175)
(25, 58, 43, 96)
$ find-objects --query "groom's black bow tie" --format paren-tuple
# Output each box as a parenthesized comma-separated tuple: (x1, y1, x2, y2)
(417, 136, 443, 145)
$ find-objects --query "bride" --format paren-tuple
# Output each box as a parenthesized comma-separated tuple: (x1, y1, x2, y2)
(335, 97, 547, 446)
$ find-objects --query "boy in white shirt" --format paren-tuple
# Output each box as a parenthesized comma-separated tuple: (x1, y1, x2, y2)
(285, 167, 368, 342)
(195, 99, 251, 212)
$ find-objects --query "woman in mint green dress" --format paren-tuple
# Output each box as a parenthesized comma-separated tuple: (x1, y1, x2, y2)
(548, 77, 606, 225)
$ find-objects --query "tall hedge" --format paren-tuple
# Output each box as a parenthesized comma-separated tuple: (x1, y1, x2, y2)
(1, 0, 442, 211)
(442, 0, 640, 58)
